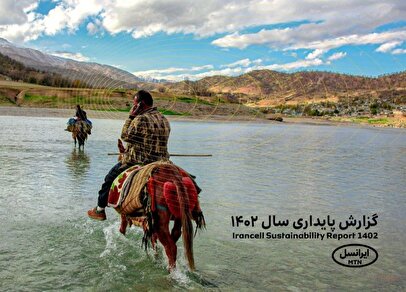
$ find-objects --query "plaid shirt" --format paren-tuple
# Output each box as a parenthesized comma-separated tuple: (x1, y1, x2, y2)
(120, 107, 170, 165)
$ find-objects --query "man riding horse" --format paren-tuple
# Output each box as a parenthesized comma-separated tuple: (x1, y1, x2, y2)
(87, 90, 204, 271)
(87, 90, 171, 220)
(66, 105, 92, 148)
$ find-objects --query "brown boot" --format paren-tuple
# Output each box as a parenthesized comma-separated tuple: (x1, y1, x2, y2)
(87, 207, 106, 221)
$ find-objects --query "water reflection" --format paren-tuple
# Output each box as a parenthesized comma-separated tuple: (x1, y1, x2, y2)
(65, 148, 90, 180)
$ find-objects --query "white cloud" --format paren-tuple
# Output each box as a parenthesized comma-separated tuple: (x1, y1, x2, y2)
(376, 41, 402, 53)
(221, 58, 263, 68)
(133, 64, 214, 79)
(86, 22, 97, 35)
(252, 59, 263, 65)
(0, 0, 104, 42)
(253, 58, 324, 71)
(191, 65, 214, 71)
(306, 49, 324, 60)
(1, 0, 405, 48)
(194, 67, 244, 78)
(158, 67, 245, 81)
(134, 57, 328, 81)
(134, 67, 187, 76)
(0, 0, 37, 25)
(42, 5, 69, 35)
(111, 64, 124, 69)
(392, 48, 406, 54)
(283, 30, 406, 57)
(213, 28, 406, 54)
(327, 52, 347, 61)
(51, 51, 90, 62)
(221, 58, 251, 68)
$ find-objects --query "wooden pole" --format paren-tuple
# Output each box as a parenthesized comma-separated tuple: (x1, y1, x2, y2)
(107, 153, 212, 157)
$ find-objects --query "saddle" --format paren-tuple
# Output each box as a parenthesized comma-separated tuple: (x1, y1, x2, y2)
(107, 165, 143, 208)
(110, 162, 203, 237)
(108, 161, 197, 215)
(65, 118, 92, 133)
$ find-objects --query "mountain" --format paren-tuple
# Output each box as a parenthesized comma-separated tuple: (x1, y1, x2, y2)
(163, 69, 406, 105)
(0, 52, 87, 87)
(1, 37, 404, 117)
(0, 38, 141, 88)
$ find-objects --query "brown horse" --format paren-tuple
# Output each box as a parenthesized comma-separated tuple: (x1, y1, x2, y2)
(117, 164, 205, 271)
(71, 120, 88, 149)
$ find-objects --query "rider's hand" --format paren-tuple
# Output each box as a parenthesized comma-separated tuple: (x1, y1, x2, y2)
(129, 105, 140, 117)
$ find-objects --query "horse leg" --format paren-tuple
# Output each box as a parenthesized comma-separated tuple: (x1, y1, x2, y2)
(151, 233, 158, 250)
(156, 212, 177, 270)
(72, 131, 76, 147)
(171, 219, 182, 243)
(151, 233, 160, 259)
(119, 214, 128, 235)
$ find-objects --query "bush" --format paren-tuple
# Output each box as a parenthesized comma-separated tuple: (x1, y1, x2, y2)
(370, 102, 379, 115)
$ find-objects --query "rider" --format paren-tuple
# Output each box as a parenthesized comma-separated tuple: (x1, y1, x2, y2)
(75, 105, 87, 121)
(73, 105, 92, 134)
(87, 90, 171, 220)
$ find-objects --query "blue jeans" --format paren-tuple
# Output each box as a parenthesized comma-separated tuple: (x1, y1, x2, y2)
(97, 162, 131, 208)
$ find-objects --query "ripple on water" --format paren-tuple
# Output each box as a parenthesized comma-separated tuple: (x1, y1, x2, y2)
(0, 116, 405, 290)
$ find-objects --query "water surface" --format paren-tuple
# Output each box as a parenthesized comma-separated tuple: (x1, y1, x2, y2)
(0, 116, 405, 291)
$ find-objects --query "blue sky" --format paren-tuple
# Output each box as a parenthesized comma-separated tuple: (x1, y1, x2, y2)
(0, 0, 405, 81)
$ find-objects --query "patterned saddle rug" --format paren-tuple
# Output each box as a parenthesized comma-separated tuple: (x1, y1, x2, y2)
(107, 165, 142, 208)
(107, 161, 199, 216)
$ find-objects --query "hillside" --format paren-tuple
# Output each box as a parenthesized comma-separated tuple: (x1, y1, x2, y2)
(0, 80, 258, 117)
(0, 52, 87, 88)
(159, 70, 406, 119)
(0, 38, 140, 88)
(0, 36, 404, 124)
(164, 70, 406, 101)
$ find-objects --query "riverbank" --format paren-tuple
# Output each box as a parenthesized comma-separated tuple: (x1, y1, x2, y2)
(0, 105, 404, 128)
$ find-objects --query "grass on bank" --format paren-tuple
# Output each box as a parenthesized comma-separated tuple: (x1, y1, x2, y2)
(94, 105, 188, 115)
(330, 116, 405, 126)
(335, 117, 389, 124)
(24, 94, 58, 106)
(23, 93, 126, 109)
(158, 108, 189, 116)
(175, 96, 214, 106)
(0, 94, 15, 105)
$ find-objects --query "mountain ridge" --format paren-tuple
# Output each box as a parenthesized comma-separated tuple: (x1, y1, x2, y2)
(0, 38, 141, 88)
(0, 37, 405, 117)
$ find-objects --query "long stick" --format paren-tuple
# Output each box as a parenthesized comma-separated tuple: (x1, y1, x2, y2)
(170, 154, 212, 157)
(107, 153, 212, 157)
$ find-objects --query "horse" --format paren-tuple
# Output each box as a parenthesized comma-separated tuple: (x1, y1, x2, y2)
(71, 120, 88, 149)
(117, 164, 205, 271)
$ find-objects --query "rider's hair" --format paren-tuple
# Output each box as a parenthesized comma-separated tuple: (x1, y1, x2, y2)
(136, 90, 153, 106)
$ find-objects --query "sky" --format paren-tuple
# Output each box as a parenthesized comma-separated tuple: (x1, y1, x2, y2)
(0, 0, 405, 81)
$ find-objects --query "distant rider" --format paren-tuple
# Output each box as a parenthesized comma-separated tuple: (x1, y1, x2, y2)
(75, 104, 87, 121)
(75, 105, 91, 134)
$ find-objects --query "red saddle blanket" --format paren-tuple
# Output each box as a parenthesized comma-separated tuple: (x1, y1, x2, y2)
(108, 163, 199, 216)
(148, 176, 198, 218)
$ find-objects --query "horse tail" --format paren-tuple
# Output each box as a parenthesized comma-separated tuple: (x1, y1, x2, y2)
(173, 169, 195, 270)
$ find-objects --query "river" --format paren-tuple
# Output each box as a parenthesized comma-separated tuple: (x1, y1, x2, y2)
(0, 116, 405, 291)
